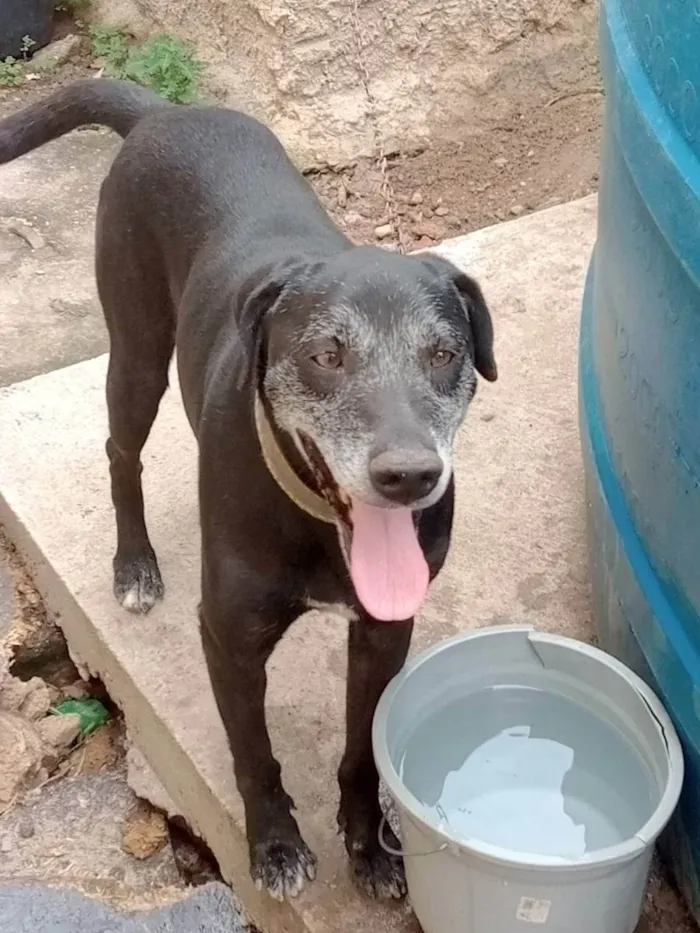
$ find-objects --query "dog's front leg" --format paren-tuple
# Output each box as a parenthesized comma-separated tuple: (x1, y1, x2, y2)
(338, 616, 413, 899)
(199, 577, 316, 902)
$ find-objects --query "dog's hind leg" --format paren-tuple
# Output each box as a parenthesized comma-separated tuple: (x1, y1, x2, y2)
(96, 204, 175, 614)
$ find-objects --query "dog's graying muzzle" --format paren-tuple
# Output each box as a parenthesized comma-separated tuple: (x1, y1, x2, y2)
(369, 448, 444, 505)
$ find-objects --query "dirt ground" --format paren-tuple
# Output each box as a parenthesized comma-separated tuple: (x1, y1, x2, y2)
(0, 530, 220, 905)
(0, 11, 603, 253)
(0, 12, 695, 933)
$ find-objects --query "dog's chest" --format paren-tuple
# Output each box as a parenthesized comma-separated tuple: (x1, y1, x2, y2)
(304, 598, 359, 623)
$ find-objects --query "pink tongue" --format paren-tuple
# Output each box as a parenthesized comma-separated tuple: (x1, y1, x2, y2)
(349, 501, 430, 621)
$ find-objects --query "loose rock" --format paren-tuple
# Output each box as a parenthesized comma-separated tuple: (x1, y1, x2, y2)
(0, 712, 47, 810)
(412, 219, 444, 241)
(122, 801, 169, 860)
(434, 205, 449, 217)
(38, 713, 81, 753)
(30, 35, 84, 72)
(408, 190, 424, 205)
(374, 223, 393, 240)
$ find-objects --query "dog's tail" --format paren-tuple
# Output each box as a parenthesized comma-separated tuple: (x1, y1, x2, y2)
(0, 78, 170, 164)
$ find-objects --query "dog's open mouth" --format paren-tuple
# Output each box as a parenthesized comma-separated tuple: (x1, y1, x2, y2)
(299, 434, 430, 622)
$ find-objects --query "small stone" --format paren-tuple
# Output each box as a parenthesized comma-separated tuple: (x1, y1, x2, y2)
(31, 35, 84, 72)
(509, 204, 526, 217)
(63, 681, 90, 700)
(38, 712, 81, 752)
(413, 220, 444, 241)
(407, 209, 423, 224)
(432, 195, 443, 209)
(0, 675, 53, 722)
(344, 211, 363, 226)
(408, 190, 423, 205)
(0, 712, 47, 808)
(446, 215, 461, 229)
(434, 206, 449, 217)
(18, 817, 35, 839)
(494, 157, 508, 168)
(374, 223, 393, 240)
(122, 803, 169, 860)
(480, 412, 496, 423)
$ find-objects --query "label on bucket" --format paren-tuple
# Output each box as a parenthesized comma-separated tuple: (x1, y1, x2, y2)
(516, 898, 551, 924)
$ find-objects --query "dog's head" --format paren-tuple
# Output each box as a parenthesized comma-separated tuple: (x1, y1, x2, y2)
(235, 246, 497, 621)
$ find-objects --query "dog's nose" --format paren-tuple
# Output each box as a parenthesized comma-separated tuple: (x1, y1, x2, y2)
(369, 449, 443, 505)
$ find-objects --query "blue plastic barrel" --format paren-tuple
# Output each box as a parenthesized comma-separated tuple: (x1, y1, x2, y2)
(580, 0, 700, 916)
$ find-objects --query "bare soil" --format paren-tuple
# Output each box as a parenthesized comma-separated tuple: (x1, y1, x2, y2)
(0, 12, 603, 253)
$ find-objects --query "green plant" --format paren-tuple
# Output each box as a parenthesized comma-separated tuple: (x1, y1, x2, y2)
(89, 23, 130, 73)
(20, 35, 37, 59)
(122, 34, 203, 104)
(89, 26, 203, 105)
(0, 57, 24, 87)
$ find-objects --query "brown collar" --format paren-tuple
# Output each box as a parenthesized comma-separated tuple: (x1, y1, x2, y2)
(254, 394, 336, 525)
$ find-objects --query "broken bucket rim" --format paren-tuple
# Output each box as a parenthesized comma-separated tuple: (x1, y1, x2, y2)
(373, 624, 685, 871)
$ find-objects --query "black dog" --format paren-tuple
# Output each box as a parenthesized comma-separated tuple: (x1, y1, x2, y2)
(0, 79, 497, 901)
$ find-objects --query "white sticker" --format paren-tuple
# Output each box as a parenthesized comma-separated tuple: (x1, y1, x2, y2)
(516, 897, 552, 924)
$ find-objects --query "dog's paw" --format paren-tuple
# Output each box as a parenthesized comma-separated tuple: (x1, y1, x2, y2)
(349, 837, 407, 900)
(250, 838, 318, 902)
(114, 554, 164, 614)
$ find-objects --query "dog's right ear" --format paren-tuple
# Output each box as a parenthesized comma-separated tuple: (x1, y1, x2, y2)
(233, 259, 303, 391)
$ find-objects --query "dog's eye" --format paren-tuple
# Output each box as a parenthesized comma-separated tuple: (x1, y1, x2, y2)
(430, 349, 455, 368)
(312, 350, 343, 370)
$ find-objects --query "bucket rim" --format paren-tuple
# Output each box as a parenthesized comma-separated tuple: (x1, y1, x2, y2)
(373, 624, 685, 871)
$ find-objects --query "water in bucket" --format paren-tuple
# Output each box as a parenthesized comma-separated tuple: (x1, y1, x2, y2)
(399, 684, 656, 859)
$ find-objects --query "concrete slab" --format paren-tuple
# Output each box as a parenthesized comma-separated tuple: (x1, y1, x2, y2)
(0, 127, 118, 386)
(0, 881, 244, 932)
(0, 196, 597, 933)
(0, 551, 12, 641)
(0, 775, 184, 911)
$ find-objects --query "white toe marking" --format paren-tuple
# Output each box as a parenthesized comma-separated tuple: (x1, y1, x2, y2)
(120, 584, 142, 613)
(120, 582, 156, 614)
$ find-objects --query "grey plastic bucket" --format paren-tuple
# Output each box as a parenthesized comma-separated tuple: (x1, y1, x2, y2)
(373, 625, 684, 933)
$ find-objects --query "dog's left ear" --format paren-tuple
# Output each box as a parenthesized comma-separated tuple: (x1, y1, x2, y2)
(419, 254, 498, 382)
(233, 259, 304, 390)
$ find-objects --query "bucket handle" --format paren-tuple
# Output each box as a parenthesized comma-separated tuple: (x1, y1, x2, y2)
(378, 816, 448, 858)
